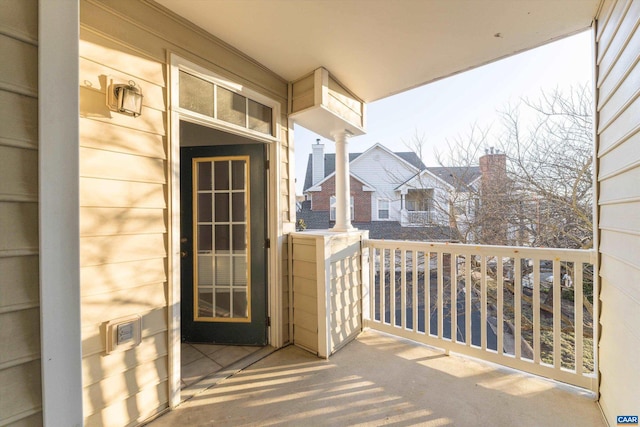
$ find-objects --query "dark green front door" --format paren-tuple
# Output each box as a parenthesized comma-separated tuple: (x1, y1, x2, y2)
(180, 124, 267, 345)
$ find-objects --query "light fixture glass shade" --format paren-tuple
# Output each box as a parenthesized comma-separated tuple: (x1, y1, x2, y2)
(115, 82, 143, 117)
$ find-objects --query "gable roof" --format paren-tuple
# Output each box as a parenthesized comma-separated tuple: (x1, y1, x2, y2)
(302, 146, 425, 192)
(426, 166, 482, 187)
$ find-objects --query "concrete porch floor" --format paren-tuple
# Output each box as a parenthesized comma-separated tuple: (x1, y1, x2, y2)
(149, 330, 604, 426)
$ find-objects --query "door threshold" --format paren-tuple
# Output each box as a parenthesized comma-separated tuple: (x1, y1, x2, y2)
(180, 345, 277, 403)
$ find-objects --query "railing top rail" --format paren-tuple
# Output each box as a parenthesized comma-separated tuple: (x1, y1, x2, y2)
(364, 239, 595, 263)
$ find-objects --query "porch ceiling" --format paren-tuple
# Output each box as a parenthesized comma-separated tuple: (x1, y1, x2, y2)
(154, 0, 600, 102)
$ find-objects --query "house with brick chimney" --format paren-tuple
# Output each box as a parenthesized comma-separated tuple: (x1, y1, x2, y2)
(299, 141, 486, 241)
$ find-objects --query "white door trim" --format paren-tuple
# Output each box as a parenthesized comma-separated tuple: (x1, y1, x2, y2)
(167, 53, 284, 406)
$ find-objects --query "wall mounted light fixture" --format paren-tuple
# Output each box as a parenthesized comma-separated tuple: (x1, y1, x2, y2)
(107, 80, 144, 117)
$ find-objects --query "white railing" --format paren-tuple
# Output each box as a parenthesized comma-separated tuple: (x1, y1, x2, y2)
(364, 239, 598, 391)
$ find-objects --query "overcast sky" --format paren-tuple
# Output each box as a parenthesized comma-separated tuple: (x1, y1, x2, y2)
(293, 30, 593, 194)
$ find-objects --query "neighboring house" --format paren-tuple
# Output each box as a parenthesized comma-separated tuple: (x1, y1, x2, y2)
(300, 141, 483, 240)
(1, 1, 637, 427)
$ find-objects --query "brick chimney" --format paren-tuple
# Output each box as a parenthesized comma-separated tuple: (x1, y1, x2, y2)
(312, 139, 325, 185)
(479, 147, 507, 191)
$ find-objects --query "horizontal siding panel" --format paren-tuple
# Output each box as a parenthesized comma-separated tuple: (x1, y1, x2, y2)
(0, 255, 38, 309)
(83, 356, 168, 417)
(80, 234, 166, 266)
(80, 178, 166, 209)
(599, 23, 640, 115)
(598, 0, 640, 82)
(79, 27, 165, 86)
(292, 244, 315, 262)
(82, 332, 167, 388)
(293, 293, 317, 316)
(83, 381, 168, 427)
(0, 145, 37, 199)
(80, 207, 166, 237)
(0, 202, 38, 252)
(600, 229, 640, 268)
(292, 260, 317, 280)
(0, 91, 37, 148)
(598, 163, 640, 203)
(292, 309, 317, 333)
(600, 201, 640, 233)
(598, 131, 640, 177)
(79, 57, 166, 111)
(596, 0, 630, 64)
(0, 0, 37, 43)
(0, 35, 37, 95)
(80, 118, 166, 159)
(293, 326, 318, 353)
(0, 360, 42, 424)
(0, 307, 40, 367)
(80, 147, 166, 184)
(80, 88, 166, 135)
(81, 281, 167, 326)
(293, 277, 317, 298)
(82, 306, 166, 356)
(599, 254, 640, 303)
(81, 258, 167, 297)
(598, 51, 640, 130)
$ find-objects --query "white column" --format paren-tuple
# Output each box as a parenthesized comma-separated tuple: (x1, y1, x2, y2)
(39, 0, 83, 425)
(332, 130, 354, 231)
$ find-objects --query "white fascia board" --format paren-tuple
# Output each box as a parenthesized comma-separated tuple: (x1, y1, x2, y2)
(39, 1, 83, 425)
(396, 169, 455, 191)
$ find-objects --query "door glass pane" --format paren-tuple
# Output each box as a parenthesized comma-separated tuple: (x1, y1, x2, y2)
(179, 71, 214, 117)
(198, 193, 212, 222)
(198, 162, 212, 190)
(194, 156, 251, 321)
(248, 99, 272, 135)
(214, 193, 230, 222)
(217, 86, 246, 128)
(215, 290, 231, 318)
(231, 160, 245, 190)
(233, 290, 248, 318)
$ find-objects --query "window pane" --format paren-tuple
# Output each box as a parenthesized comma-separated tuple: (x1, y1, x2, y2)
(215, 289, 231, 318)
(232, 224, 246, 252)
(215, 256, 231, 285)
(197, 255, 213, 285)
(179, 71, 214, 117)
(233, 290, 248, 318)
(198, 289, 213, 317)
(248, 99, 272, 135)
(233, 257, 247, 286)
(217, 86, 246, 127)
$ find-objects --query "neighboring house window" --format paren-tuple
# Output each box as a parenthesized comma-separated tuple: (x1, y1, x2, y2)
(378, 199, 390, 219)
(330, 196, 354, 221)
(406, 189, 433, 211)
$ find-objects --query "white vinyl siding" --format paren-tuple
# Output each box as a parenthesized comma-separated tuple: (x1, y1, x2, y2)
(0, 1, 41, 425)
(595, 0, 640, 425)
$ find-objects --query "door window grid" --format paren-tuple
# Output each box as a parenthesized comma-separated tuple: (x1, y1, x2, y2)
(194, 157, 251, 321)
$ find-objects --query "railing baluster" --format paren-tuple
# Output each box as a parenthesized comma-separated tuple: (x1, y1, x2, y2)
(533, 258, 541, 364)
(465, 253, 472, 346)
(575, 262, 584, 376)
(401, 249, 407, 329)
(437, 251, 444, 339)
(451, 253, 458, 343)
(497, 256, 504, 355)
(412, 250, 418, 333)
(481, 254, 487, 351)
(380, 248, 385, 325)
(370, 247, 376, 323)
(515, 254, 522, 360)
(425, 251, 431, 336)
(553, 258, 561, 370)
(390, 249, 396, 327)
